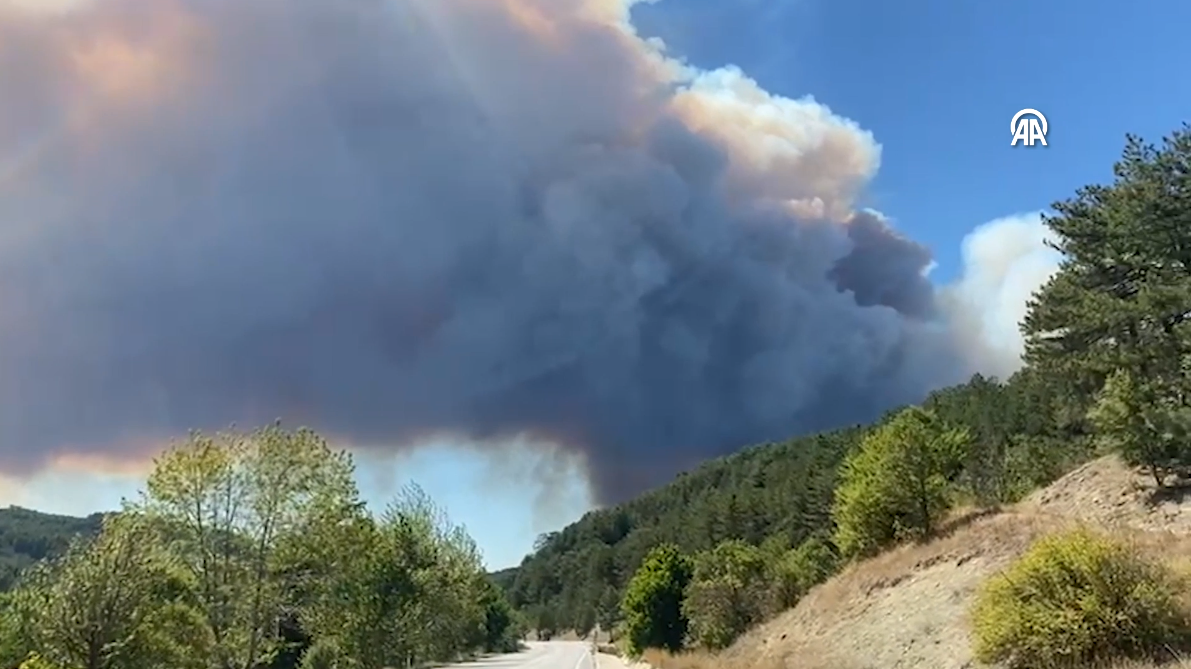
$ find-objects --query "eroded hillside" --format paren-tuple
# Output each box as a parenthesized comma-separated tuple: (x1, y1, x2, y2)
(679, 457, 1191, 669)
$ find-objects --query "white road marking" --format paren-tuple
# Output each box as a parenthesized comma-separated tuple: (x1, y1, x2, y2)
(571, 645, 589, 669)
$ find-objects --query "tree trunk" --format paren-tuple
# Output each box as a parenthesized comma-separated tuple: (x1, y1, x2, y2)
(918, 486, 931, 537)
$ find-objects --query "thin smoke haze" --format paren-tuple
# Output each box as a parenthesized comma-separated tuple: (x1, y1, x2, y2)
(0, 0, 1055, 503)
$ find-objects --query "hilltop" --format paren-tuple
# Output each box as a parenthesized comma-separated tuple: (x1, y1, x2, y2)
(0, 506, 103, 590)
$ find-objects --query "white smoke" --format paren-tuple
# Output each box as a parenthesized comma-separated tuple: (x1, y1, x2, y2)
(942, 212, 1062, 379)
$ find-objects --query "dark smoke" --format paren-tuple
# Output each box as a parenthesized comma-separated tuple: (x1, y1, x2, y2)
(0, 0, 977, 502)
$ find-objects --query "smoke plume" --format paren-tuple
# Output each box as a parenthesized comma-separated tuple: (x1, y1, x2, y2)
(0, 0, 1049, 503)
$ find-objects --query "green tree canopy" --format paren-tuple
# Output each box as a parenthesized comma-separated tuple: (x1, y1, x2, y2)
(832, 407, 969, 558)
(1024, 125, 1191, 481)
(3, 512, 210, 669)
(620, 544, 692, 656)
(1, 424, 519, 669)
(682, 540, 767, 650)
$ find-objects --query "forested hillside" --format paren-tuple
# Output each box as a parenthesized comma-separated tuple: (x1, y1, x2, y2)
(504, 368, 1091, 635)
(0, 508, 103, 592)
(505, 126, 1191, 649)
(505, 427, 861, 634)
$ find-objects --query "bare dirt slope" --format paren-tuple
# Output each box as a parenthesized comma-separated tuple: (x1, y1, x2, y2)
(678, 456, 1191, 669)
(598, 650, 651, 669)
(1024, 456, 1191, 534)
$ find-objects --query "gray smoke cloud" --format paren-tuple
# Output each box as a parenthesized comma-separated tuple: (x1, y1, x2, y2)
(0, 0, 996, 502)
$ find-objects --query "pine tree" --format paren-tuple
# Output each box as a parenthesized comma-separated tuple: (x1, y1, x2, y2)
(1024, 125, 1191, 479)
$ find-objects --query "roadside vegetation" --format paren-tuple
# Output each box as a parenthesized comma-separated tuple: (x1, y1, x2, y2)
(506, 124, 1191, 668)
(0, 424, 524, 669)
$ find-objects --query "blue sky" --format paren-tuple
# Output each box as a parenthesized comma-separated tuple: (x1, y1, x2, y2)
(4, 0, 1190, 571)
(633, 0, 1191, 283)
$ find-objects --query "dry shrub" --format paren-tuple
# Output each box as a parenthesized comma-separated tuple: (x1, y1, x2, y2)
(971, 527, 1191, 669)
(639, 648, 782, 669)
(638, 647, 857, 669)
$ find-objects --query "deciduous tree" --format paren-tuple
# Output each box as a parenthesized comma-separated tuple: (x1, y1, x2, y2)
(7, 512, 209, 669)
(621, 544, 692, 656)
(833, 407, 969, 558)
(683, 540, 767, 650)
(141, 424, 359, 669)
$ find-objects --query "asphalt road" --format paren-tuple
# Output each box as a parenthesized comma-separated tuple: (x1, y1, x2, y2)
(439, 641, 618, 669)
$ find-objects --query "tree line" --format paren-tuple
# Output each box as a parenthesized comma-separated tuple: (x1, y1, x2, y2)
(0, 509, 103, 593)
(506, 365, 1089, 642)
(508, 124, 1191, 658)
(0, 424, 524, 669)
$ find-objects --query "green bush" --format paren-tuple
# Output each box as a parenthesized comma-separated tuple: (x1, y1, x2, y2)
(478, 579, 523, 652)
(300, 639, 346, 669)
(832, 407, 968, 558)
(1089, 369, 1191, 487)
(683, 540, 768, 650)
(17, 653, 62, 669)
(621, 544, 692, 656)
(971, 528, 1191, 668)
(761, 535, 839, 616)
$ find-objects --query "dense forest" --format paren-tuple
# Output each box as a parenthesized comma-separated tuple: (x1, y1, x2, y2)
(502, 125, 1191, 653)
(0, 509, 103, 592)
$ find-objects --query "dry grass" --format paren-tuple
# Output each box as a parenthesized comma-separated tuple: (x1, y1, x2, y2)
(639, 648, 784, 669)
(731, 510, 1066, 669)
(1102, 660, 1191, 669)
(636, 456, 1191, 669)
(639, 649, 714, 669)
(597, 643, 622, 657)
(640, 647, 858, 669)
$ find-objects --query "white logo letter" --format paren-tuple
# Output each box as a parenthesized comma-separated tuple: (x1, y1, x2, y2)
(1011, 109, 1048, 147)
